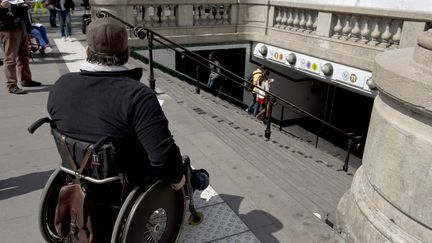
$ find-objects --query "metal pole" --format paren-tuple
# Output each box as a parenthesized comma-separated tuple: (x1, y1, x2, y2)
(195, 65, 200, 94)
(265, 96, 274, 140)
(315, 123, 324, 148)
(343, 136, 353, 172)
(316, 84, 332, 148)
(343, 135, 361, 172)
(315, 127, 320, 148)
(279, 106, 285, 131)
(147, 32, 156, 92)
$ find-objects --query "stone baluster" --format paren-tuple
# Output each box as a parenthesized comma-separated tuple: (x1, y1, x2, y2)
(286, 9, 294, 30)
(369, 18, 382, 46)
(299, 11, 306, 32)
(144, 5, 152, 27)
(390, 20, 402, 48)
(151, 5, 160, 27)
(332, 14, 343, 39)
(379, 19, 392, 48)
(350, 15, 361, 42)
(280, 8, 288, 28)
(359, 16, 370, 43)
(275, 7, 282, 27)
(168, 5, 176, 26)
(342, 15, 352, 40)
(134, 6, 143, 25)
(160, 5, 168, 26)
(305, 11, 313, 33)
(193, 5, 200, 26)
(215, 5, 223, 25)
(200, 4, 208, 25)
(222, 4, 229, 24)
(207, 5, 215, 25)
(292, 10, 300, 31)
(312, 12, 317, 33)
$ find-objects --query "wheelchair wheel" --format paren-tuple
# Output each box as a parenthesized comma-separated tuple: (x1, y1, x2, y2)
(112, 181, 185, 243)
(38, 168, 65, 243)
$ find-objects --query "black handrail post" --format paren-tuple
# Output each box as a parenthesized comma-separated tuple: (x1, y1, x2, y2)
(147, 32, 156, 92)
(315, 123, 324, 148)
(265, 95, 275, 140)
(279, 106, 284, 131)
(343, 134, 354, 172)
(195, 65, 200, 94)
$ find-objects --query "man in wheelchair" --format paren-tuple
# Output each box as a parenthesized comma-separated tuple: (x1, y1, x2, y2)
(41, 17, 190, 242)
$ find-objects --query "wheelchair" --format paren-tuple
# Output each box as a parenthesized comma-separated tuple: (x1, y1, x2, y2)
(29, 117, 208, 243)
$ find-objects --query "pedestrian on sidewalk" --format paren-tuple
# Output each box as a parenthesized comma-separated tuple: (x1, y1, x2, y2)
(56, 0, 74, 41)
(33, 0, 46, 14)
(43, 0, 58, 27)
(0, 0, 41, 94)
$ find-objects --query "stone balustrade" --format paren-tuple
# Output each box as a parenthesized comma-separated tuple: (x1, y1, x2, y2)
(331, 14, 403, 48)
(273, 7, 318, 34)
(193, 4, 231, 25)
(133, 5, 178, 27)
(131, 4, 232, 27)
(91, 0, 431, 71)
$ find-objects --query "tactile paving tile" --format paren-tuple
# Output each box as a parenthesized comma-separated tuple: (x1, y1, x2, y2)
(193, 186, 224, 208)
(179, 203, 250, 242)
(212, 231, 260, 243)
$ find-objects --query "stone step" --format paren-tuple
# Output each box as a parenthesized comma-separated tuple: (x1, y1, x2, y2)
(155, 71, 351, 217)
(157, 71, 353, 188)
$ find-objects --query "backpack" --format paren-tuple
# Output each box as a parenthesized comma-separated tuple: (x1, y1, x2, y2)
(245, 71, 261, 91)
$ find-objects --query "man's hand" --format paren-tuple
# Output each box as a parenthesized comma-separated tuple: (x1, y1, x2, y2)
(1, 0, 12, 8)
(170, 175, 185, 190)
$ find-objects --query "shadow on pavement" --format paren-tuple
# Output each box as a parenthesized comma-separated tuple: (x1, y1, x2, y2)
(220, 194, 282, 243)
(0, 169, 54, 200)
(25, 84, 53, 94)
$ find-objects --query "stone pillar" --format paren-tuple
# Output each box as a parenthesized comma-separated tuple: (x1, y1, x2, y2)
(315, 12, 333, 37)
(336, 29, 432, 242)
(177, 5, 193, 26)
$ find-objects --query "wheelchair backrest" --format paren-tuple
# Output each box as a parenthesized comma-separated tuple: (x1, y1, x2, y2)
(51, 128, 120, 181)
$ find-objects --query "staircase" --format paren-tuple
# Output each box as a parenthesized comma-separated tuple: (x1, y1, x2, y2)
(131, 57, 356, 233)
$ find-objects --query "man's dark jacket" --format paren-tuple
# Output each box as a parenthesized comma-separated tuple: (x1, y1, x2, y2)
(47, 68, 183, 185)
(0, 3, 29, 30)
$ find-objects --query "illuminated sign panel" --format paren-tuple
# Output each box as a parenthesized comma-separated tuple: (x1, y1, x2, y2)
(253, 43, 377, 96)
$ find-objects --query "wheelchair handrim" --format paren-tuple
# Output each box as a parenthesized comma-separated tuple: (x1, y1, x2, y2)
(38, 168, 66, 242)
(118, 180, 185, 243)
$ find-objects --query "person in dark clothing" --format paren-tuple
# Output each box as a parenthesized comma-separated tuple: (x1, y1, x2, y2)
(47, 17, 185, 190)
(44, 0, 58, 27)
(0, 0, 41, 94)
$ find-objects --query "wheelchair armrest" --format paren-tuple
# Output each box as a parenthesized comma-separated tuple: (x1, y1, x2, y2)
(28, 117, 53, 134)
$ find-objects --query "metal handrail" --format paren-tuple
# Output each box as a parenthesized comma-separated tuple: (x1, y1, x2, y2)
(97, 10, 360, 172)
